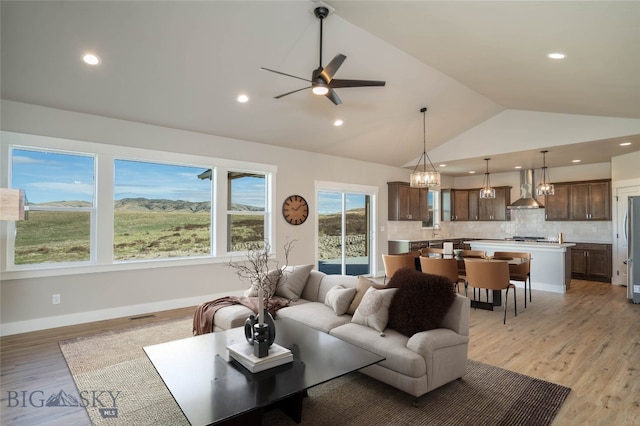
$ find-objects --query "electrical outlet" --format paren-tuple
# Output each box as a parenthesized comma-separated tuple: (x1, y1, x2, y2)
(52, 294, 61, 305)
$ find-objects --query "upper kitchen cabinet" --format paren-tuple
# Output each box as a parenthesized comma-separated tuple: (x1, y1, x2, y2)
(388, 181, 429, 221)
(570, 180, 611, 221)
(545, 179, 611, 221)
(441, 187, 510, 221)
(544, 182, 571, 221)
(441, 189, 469, 221)
(478, 186, 511, 221)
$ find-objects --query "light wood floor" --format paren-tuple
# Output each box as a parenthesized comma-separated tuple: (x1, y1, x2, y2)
(1, 280, 638, 425)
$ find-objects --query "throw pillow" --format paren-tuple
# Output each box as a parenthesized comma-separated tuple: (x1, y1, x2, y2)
(324, 285, 357, 316)
(243, 269, 281, 298)
(386, 267, 456, 337)
(351, 287, 398, 332)
(274, 264, 314, 300)
(347, 276, 387, 315)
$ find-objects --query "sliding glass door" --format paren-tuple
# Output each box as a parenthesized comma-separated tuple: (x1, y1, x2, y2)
(317, 190, 372, 275)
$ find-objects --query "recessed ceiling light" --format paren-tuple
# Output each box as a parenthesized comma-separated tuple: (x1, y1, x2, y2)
(572, 159, 581, 163)
(334, 119, 343, 127)
(547, 52, 566, 60)
(237, 94, 249, 103)
(439, 164, 446, 168)
(82, 53, 101, 65)
(620, 142, 632, 146)
(469, 171, 476, 174)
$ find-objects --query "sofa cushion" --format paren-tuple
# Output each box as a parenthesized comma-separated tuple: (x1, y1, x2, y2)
(351, 287, 397, 333)
(317, 274, 358, 304)
(386, 268, 456, 337)
(347, 276, 386, 315)
(324, 285, 357, 315)
(210, 304, 254, 330)
(276, 302, 352, 333)
(274, 265, 314, 300)
(330, 323, 426, 378)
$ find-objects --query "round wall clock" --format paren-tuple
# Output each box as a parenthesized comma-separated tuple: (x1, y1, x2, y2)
(282, 195, 309, 225)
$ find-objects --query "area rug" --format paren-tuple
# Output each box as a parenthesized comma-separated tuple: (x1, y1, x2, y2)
(59, 317, 570, 426)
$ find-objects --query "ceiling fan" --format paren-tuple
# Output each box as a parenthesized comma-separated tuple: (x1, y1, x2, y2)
(261, 6, 386, 105)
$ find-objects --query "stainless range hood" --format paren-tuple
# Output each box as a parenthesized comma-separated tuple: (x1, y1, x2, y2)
(507, 169, 544, 209)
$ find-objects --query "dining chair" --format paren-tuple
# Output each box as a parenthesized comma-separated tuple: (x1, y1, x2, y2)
(456, 250, 486, 296)
(419, 257, 464, 293)
(382, 253, 416, 284)
(493, 251, 532, 308)
(464, 259, 517, 324)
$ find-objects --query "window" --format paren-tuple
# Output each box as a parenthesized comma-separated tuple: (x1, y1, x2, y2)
(316, 182, 377, 276)
(11, 148, 95, 265)
(2, 131, 276, 274)
(227, 172, 267, 252)
(113, 160, 212, 261)
(423, 189, 440, 228)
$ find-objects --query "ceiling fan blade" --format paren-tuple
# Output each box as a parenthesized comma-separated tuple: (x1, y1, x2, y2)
(274, 86, 311, 99)
(260, 67, 311, 83)
(320, 54, 346, 83)
(329, 79, 386, 89)
(325, 89, 342, 105)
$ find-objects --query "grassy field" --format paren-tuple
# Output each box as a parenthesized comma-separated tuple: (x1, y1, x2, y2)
(14, 211, 264, 264)
(13, 208, 366, 264)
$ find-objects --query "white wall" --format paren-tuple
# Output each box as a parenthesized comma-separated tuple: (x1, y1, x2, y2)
(0, 100, 410, 334)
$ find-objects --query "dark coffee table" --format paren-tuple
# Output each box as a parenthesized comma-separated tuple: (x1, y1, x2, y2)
(144, 318, 384, 425)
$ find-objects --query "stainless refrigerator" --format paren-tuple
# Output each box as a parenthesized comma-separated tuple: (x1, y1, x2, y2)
(627, 196, 640, 303)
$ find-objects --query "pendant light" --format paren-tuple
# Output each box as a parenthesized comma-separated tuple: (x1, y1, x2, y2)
(410, 107, 440, 188)
(479, 158, 496, 199)
(536, 150, 555, 196)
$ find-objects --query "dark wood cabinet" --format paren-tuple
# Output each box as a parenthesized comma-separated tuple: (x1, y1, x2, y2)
(453, 189, 470, 221)
(544, 182, 571, 221)
(478, 186, 510, 221)
(545, 180, 610, 221)
(570, 181, 610, 220)
(443, 186, 510, 221)
(387, 182, 428, 221)
(571, 243, 611, 282)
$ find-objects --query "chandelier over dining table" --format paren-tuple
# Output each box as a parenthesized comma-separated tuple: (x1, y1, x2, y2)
(410, 107, 440, 188)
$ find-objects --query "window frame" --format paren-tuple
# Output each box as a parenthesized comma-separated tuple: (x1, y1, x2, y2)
(314, 180, 378, 276)
(7, 146, 97, 268)
(1, 131, 277, 279)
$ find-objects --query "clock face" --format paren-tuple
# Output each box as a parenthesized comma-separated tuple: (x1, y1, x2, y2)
(282, 195, 309, 225)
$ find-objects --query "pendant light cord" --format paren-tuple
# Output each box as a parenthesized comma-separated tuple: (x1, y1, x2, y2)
(412, 107, 438, 173)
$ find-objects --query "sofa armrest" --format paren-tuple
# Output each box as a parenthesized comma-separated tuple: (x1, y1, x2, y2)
(406, 328, 468, 355)
(439, 293, 470, 336)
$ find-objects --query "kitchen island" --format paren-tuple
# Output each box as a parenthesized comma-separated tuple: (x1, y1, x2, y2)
(467, 240, 576, 294)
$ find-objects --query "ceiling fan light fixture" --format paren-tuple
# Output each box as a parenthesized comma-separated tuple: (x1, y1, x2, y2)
(410, 107, 440, 188)
(312, 85, 329, 95)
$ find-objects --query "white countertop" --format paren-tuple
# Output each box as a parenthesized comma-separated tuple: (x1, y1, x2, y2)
(467, 240, 576, 249)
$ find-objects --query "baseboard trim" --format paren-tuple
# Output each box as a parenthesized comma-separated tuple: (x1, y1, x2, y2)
(0, 290, 244, 336)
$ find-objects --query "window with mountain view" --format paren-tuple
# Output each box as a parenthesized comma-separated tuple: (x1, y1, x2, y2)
(11, 148, 95, 265)
(113, 160, 212, 261)
(227, 172, 267, 252)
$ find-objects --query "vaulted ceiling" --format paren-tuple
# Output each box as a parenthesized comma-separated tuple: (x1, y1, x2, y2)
(2, 1, 639, 175)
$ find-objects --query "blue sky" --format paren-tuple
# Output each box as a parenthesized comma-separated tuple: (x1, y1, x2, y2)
(318, 191, 367, 214)
(12, 149, 364, 211)
(10, 149, 259, 204)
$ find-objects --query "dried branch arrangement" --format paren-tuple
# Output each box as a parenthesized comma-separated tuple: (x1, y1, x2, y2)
(227, 239, 296, 301)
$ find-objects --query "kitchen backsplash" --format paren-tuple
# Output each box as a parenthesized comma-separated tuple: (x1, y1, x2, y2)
(387, 209, 613, 243)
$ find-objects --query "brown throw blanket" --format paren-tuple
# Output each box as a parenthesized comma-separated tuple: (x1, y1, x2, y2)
(192, 296, 290, 335)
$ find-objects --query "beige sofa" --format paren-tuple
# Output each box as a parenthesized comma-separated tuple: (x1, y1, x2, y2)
(212, 270, 470, 399)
